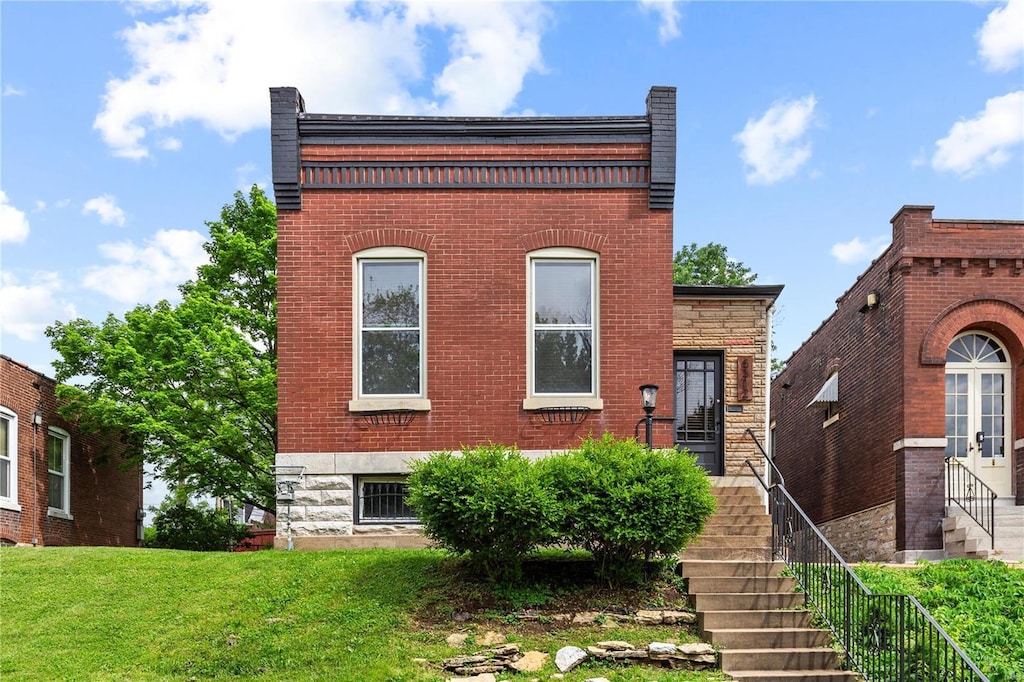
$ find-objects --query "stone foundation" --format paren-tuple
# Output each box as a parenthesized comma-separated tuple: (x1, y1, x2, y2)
(817, 501, 896, 563)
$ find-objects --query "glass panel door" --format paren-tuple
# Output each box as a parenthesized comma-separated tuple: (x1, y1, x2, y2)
(674, 354, 723, 475)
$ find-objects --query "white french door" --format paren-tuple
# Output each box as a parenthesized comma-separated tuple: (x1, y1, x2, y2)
(944, 333, 1013, 499)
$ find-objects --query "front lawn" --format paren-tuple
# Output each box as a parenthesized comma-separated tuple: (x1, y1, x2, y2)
(0, 547, 726, 681)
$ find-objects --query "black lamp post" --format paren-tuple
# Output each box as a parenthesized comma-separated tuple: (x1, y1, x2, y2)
(639, 384, 659, 448)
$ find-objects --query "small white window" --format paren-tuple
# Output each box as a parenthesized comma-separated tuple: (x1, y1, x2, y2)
(524, 248, 602, 410)
(0, 408, 19, 510)
(356, 476, 418, 524)
(47, 426, 71, 518)
(350, 248, 430, 412)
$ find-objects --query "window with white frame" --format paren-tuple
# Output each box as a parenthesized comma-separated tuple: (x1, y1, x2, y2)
(355, 476, 418, 524)
(47, 427, 71, 516)
(0, 408, 18, 509)
(525, 248, 601, 409)
(352, 248, 428, 409)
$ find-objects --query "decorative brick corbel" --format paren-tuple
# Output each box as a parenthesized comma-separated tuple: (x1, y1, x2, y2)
(984, 259, 997, 276)
(956, 259, 969, 276)
(1014, 259, 1022, 276)
(930, 258, 942, 275)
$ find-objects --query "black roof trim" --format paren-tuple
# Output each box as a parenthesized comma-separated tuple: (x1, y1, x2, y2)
(673, 284, 785, 301)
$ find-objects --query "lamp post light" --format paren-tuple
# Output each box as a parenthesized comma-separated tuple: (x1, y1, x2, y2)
(639, 384, 659, 448)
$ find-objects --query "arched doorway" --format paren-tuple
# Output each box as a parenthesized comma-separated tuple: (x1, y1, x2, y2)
(944, 332, 1013, 498)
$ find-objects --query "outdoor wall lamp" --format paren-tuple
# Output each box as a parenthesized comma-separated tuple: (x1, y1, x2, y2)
(639, 384, 659, 448)
(859, 291, 880, 313)
(32, 410, 43, 427)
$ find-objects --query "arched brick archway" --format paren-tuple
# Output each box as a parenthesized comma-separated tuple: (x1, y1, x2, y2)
(919, 296, 1024, 504)
(920, 297, 1024, 366)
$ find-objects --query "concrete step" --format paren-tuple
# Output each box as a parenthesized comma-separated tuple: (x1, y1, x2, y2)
(711, 488, 763, 501)
(720, 647, 840, 672)
(705, 514, 773, 529)
(679, 559, 784, 578)
(688, 575, 797, 594)
(679, 546, 774, 561)
(690, 534, 773, 549)
(692, 591, 806, 612)
(726, 671, 860, 681)
(701, 522, 771, 536)
(709, 504, 768, 516)
(706, 627, 831, 649)
(699, 609, 813, 632)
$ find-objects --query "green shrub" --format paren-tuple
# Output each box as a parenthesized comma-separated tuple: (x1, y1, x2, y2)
(148, 498, 250, 551)
(541, 434, 715, 583)
(406, 445, 560, 583)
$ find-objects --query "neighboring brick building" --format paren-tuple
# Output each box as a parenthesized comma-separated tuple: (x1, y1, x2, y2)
(673, 285, 782, 477)
(271, 86, 677, 549)
(771, 206, 1024, 562)
(0, 355, 143, 546)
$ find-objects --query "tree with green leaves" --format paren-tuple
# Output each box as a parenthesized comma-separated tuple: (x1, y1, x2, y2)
(46, 186, 278, 512)
(672, 241, 757, 286)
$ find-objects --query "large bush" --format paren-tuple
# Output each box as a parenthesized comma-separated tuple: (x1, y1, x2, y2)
(541, 434, 715, 582)
(406, 445, 560, 583)
(148, 498, 250, 551)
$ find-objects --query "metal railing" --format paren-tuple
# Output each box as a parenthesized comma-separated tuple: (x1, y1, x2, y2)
(945, 456, 997, 549)
(742, 449, 988, 681)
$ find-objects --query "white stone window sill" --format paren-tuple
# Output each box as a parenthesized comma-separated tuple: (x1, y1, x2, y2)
(0, 499, 22, 512)
(522, 397, 604, 410)
(349, 398, 431, 413)
(47, 508, 74, 521)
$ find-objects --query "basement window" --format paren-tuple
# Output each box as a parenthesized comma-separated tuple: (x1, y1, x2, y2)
(355, 476, 418, 524)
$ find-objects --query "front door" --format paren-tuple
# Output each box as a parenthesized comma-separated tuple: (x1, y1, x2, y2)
(674, 353, 723, 475)
(945, 332, 1013, 499)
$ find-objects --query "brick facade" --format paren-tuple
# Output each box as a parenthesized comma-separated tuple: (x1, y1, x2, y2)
(771, 206, 1024, 560)
(673, 286, 782, 477)
(273, 87, 677, 548)
(0, 355, 143, 546)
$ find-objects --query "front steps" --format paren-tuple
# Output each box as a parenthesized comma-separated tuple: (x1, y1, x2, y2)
(680, 483, 860, 681)
(943, 505, 1024, 562)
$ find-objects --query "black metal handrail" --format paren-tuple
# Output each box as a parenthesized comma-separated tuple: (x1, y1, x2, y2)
(744, 458, 989, 681)
(743, 427, 784, 486)
(945, 456, 997, 549)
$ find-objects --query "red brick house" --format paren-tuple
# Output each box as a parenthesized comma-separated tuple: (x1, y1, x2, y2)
(271, 86, 678, 549)
(1, 355, 143, 546)
(771, 206, 1024, 562)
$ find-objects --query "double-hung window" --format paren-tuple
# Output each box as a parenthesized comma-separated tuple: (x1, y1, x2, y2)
(351, 248, 429, 411)
(47, 426, 71, 518)
(525, 248, 602, 410)
(0, 408, 18, 510)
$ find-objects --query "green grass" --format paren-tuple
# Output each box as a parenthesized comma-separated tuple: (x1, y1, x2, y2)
(855, 560, 1024, 681)
(0, 547, 727, 681)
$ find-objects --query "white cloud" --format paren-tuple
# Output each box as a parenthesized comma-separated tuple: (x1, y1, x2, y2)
(2, 84, 26, 97)
(932, 90, 1024, 176)
(830, 235, 889, 265)
(83, 194, 127, 227)
(0, 190, 30, 243)
(94, 0, 549, 159)
(734, 95, 818, 185)
(977, 0, 1023, 72)
(81, 229, 209, 304)
(235, 163, 267, 192)
(157, 137, 183, 151)
(638, 0, 681, 43)
(0, 272, 77, 341)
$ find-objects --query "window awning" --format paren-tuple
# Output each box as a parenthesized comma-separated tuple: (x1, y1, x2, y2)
(807, 373, 838, 407)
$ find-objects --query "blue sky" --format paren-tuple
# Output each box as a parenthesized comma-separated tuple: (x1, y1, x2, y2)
(2, 1, 1022, 379)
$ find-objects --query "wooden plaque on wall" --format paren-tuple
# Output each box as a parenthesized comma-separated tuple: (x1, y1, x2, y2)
(736, 356, 753, 402)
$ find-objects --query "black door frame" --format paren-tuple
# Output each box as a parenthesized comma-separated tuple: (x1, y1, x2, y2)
(673, 350, 725, 476)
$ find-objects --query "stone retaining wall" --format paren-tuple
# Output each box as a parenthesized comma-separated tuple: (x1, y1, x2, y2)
(818, 501, 896, 563)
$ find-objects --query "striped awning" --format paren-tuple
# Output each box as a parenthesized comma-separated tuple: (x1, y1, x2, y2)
(807, 373, 838, 407)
